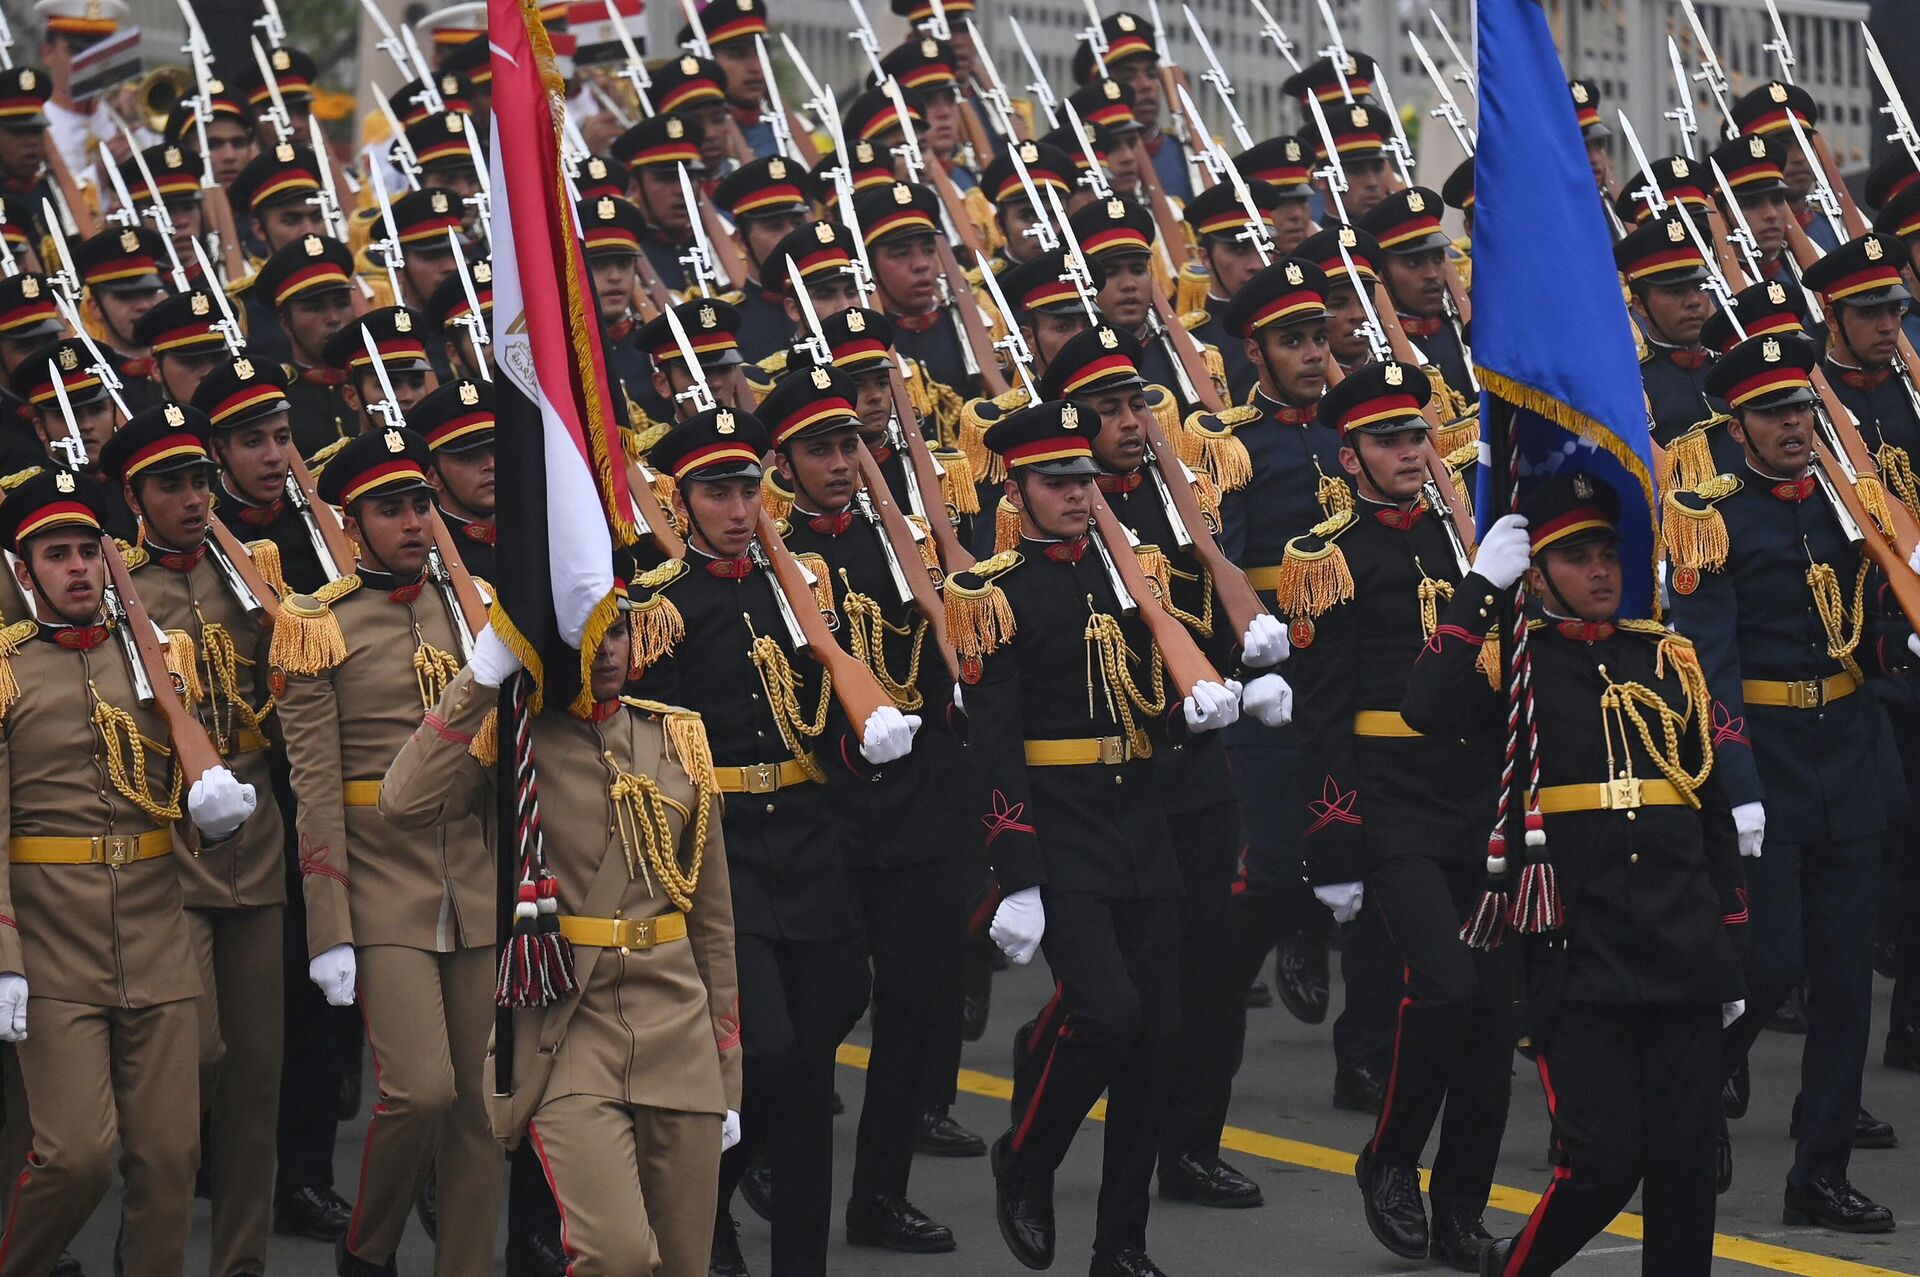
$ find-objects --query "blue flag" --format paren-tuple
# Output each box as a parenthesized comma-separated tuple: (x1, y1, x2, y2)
(1473, 0, 1658, 617)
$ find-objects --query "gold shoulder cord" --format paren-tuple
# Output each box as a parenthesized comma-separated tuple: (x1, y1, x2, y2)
(1417, 573, 1454, 642)
(1595, 637, 1714, 807)
(746, 629, 831, 782)
(197, 620, 274, 751)
(1083, 601, 1167, 761)
(1806, 559, 1869, 683)
(89, 681, 184, 823)
(1877, 441, 1920, 524)
(839, 569, 928, 712)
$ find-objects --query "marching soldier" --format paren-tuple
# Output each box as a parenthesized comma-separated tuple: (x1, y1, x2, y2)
(643, 406, 916, 1277)
(251, 234, 356, 459)
(1294, 224, 1388, 375)
(1730, 80, 1842, 254)
(274, 428, 500, 1274)
(883, 36, 982, 192)
(1567, 79, 1614, 198)
(611, 113, 703, 294)
(233, 44, 318, 148)
(193, 356, 328, 594)
(8, 336, 137, 539)
(72, 224, 169, 412)
(1278, 361, 1507, 1270)
(0, 65, 58, 238)
(414, 377, 496, 583)
(636, 298, 750, 425)
(1067, 81, 1150, 203)
(0, 466, 258, 1275)
(319, 306, 439, 437)
(1298, 96, 1399, 224)
(161, 77, 255, 187)
(652, 55, 735, 176)
(1668, 332, 1905, 1231)
(426, 254, 494, 384)
(579, 193, 656, 409)
(1357, 188, 1474, 402)
(1072, 12, 1191, 201)
(1708, 133, 1796, 285)
(1402, 475, 1748, 1276)
(381, 188, 469, 376)
(712, 157, 813, 364)
(676, 0, 777, 159)
(1615, 212, 1720, 448)
(228, 143, 333, 364)
(382, 578, 742, 1277)
(1231, 137, 1316, 258)
(404, 112, 484, 210)
(129, 286, 230, 405)
(852, 182, 977, 396)
(1804, 233, 1920, 520)
(117, 144, 209, 286)
(980, 142, 1077, 270)
(0, 272, 67, 475)
(99, 404, 289, 1277)
(762, 364, 972, 1253)
(957, 397, 1241, 1277)
(1179, 179, 1286, 403)
(35, 0, 132, 179)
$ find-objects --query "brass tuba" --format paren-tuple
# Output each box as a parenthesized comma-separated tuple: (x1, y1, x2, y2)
(136, 65, 195, 133)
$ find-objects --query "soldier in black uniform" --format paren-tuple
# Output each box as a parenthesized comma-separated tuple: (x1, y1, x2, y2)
(645, 406, 919, 1277)
(635, 298, 751, 427)
(713, 157, 813, 364)
(1358, 189, 1473, 403)
(425, 254, 493, 384)
(1040, 327, 1292, 1212)
(7, 336, 136, 539)
(228, 144, 330, 365)
(578, 193, 655, 410)
(413, 377, 495, 582)
(1731, 80, 1842, 254)
(980, 142, 1077, 271)
(117, 144, 211, 288)
(957, 398, 1242, 1277)
(763, 221, 867, 346)
(1610, 155, 1715, 232)
(1069, 196, 1216, 420)
(852, 182, 975, 397)
(1805, 234, 1920, 522)
(1294, 224, 1388, 377)
(1709, 133, 1797, 287)
(1300, 98, 1399, 224)
(760, 364, 974, 1254)
(71, 224, 168, 413)
(129, 287, 229, 406)
(610, 113, 703, 294)
(1233, 136, 1316, 259)
(1180, 179, 1285, 404)
(250, 235, 356, 461)
(319, 306, 439, 438)
(1668, 332, 1906, 1232)
(0, 271, 66, 474)
(0, 65, 60, 244)
(1402, 474, 1748, 1277)
(1616, 211, 1719, 447)
(1280, 360, 1507, 1270)
(1000, 248, 1102, 382)
(382, 188, 468, 380)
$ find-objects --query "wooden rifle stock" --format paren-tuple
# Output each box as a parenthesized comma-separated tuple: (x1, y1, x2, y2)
(933, 238, 1010, 396)
(886, 362, 974, 572)
(1149, 284, 1224, 413)
(1159, 66, 1212, 193)
(957, 99, 998, 173)
(1137, 166, 1191, 272)
(1702, 206, 1752, 289)
(1086, 490, 1221, 696)
(285, 452, 360, 576)
(207, 514, 281, 624)
(103, 541, 224, 781)
(784, 109, 823, 165)
(1137, 415, 1268, 641)
(202, 188, 248, 285)
(1813, 444, 1920, 630)
(754, 508, 891, 736)
(925, 158, 987, 260)
(1810, 132, 1871, 238)
(854, 444, 960, 682)
(43, 149, 100, 237)
(625, 459, 688, 559)
(425, 508, 489, 636)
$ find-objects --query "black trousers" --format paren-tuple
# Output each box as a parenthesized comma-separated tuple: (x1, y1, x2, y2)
(719, 933, 870, 1277)
(270, 759, 346, 1200)
(848, 856, 968, 1201)
(1009, 893, 1179, 1260)
(1159, 800, 1248, 1166)
(1366, 855, 1515, 1212)
(1499, 1002, 1720, 1276)
(1334, 903, 1404, 1076)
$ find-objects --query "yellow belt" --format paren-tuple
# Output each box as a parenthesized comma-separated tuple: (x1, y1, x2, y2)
(226, 726, 271, 756)
(342, 780, 382, 806)
(712, 756, 819, 794)
(11, 829, 172, 865)
(1024, 736, 1132, 766)
(557, 912, 689, 950)
(1741, 672, 1858, 709)
(1243, 564, 1286, 591)
(1353, 710, 1421, 738)
(1536, 779, 1686, 814)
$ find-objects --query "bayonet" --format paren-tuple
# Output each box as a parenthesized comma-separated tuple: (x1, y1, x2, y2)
(676, 162, 724, 296)
(46, 355, 88, 471)
(1063, 101, 1113, 200)
(1615, 110, 1668, 218)
(973, 253, 1038, 399)
(358, 328, 408, 432)
(1762, 0, 1796, 84)
(780, 34, 832, 125)
(366, 158, 408, 303)
(119, 128, 191, 290)
(1675, 0, 1736, 139)
(448, 231, 492, 381)
(1784, 105, 1846, 238)
(845, 0, 886, 83)
(1305, 91, 1351, 223)
(1079, 0, 1110, 82)
(1369, 63, 1416, 186)
(680, 0, 714, 59)
(879, 76, 926, 184)
(1179, 83, 1268, 262)
(755, 36, 796, 160)
(1706, 158, 1766, 284)
(604, 0, 655, 116)
(1247, 0, 1301, 73)
(1006, 140, 1061, 253)
(190, 239, 246, 354)
(1182, 4, 1253, 152)
(964, 16, 1019, 138)
(0, 8, 13, 69)
(1410, 32, 1474, 155)
(248, 36, 295, 144)
(1313, 0, 1354, 103)
(1042, 183, 1101, 324)
(1428, 8, 1474, 98)
(1863, 27, 1920, 173)
(1008, 17, 1060, 131)
(370, 86, 425, 190)
(663, 304, 717, 413)
(1665, 36, 1698, 160)
(254, 0, 287, 52)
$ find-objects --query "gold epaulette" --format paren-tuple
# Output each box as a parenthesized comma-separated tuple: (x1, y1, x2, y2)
(247, 538, 287, 597)
(1145, 383, 1181, 440)
(269, 575, 360, 676)
(963, 261, 985, 288)
(793, 551, 833, 614)
(1179, 308, 1210, 331)
(960, 390, 1031, 486)
(1663, 473, 1742, 576)
(1661, 415, 1727, 493)
(306, 434, 351, 476)
(1619, 618, 1678, 641)
(761, 469, 794, 522)
(621, 697, 714, 786)
(757, 349, 790, 378)
(628, 587, 685, 673)
(1275, 510, 1358, 621)
(1179, 406, 1256, 494)
(225, 270, 256, 297)
(719, 289, 745, 306)
(636, 558, 688, 592)
(469, 708, 498, 766)
(116, 538, 148, 570)
(627, 418, 672, 461)
(0, 617, 34, 720)
(993, 495, 1020, 552)
(944, 550, 1020, 660)
(1175, 261, 1211, 316)
(0, 465, 43, 491)
(1444, 442, 1480, 472)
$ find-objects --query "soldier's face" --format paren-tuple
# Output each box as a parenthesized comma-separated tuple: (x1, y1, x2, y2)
(36, 398, 114, 459)
(1340, 427, 1429, 504)
(130, 466, 213, 551)
(259, 201, 328, 253)
(283, 289, 356, 366)
(850, 367, 892, 433)
(590, 254, 639, 323)
(166, 200, 205, 248)
(1585, 138, 1612, 192)
(712, 41, 764, 107)
(1832, 300, 1904, 367)
(1381, 248, 1447, 318)
(775, 428, 859, 511)
(1638, 280, 1711, 347)
(0, 125, 44, 180)
(1007, 470, 1091, 540)
(1729, 401, 1813, 478)
(1202, 236, 1267, 298)
(200, 119, 255, 184)
(1271, 198, 1313, 256)
(873, 235, 939, 314)
(1086, 386, 1149, 471)
(636, 168, 691, 237)
(1027, 311, 1090, 371)
(742, 213, 805, 276)
(999, 202, 1045, 264)
(1323, 282, 1370, 365)
(213, 415, 293, 506)
(158, 349, 226, 403)
(1781, 146, 1814, 200)
(345, 490, 434, 577)
(1104, 133, 1143, 194)
(590, 614, 633, 700)
(430, 444, 495, 520)
(1251, 320, 1328, 405)
(1112, 58, 1160, 132)
(94, 287, 163, 347)
(1529, 538, 1620, 623)
(1735, 191, 1791, 257)
(18, 528, 104, 623)
(679, 475, 758, 558)
(345, 368, 434, 422)
(404, 248, 458, 310)
(1097, 253, 1151, 331)
(1341, 158, 1393, 220)
(780, 276, 860, 327)
(920, 93, 960, 159)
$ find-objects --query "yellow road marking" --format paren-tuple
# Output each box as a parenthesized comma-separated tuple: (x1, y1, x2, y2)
(835, 1043, 1915, 1277)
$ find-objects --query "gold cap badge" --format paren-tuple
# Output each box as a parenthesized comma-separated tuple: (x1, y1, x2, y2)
(698, 303, 717, 328)
(1866, 237, 1885, 261)
(1098, 327, 1117, 349)
(275, 142, 295, 162)
(1117, 13, 1135, 30)
(272, 48, 291, 71)
(1571, 82, 1589, 103)
(120, 228, 139, 251)
(191, 292, 209, 315)
(18, 70, 33, 91)
(1061, 404, 1079, 429)
(811, 365, 831, 389)
(1574, 474, 1594, 499)
(459, 381, 479, 405)
(431, 191, 449, 213)
(716, 409, 736, 434)
(815, 222, 835, 242)
(893, 184, 911, 205)
(164, 403, 185, 426)
(597, 196, 614, 218)
(1770, 82, 1789, 102)
(1350, 105, 1367, 128)
(846, 310, 865, 332)
(384, 429, 405, 452)
(1767, 282, 1787, 303)
(1384, 362, 1403, 386)
(1762, 337, 1782, 362)
(20, 276, 37, 297)
(394, 310, 413, 332)
(1284, 262, 1303, 285)
(54, 471, 73, 493)
(1749, 135, 1767, 157)
(304, 234, 323, 256)
(666, 117, 684, 138)
(235, 358, 254, 379)
(163, 146, 181, 167)
(1407, 190, 1425, 211)
(768, 158, 786, 179)
(1667, 219, 1686, 242)
(681, 56, 700, 73)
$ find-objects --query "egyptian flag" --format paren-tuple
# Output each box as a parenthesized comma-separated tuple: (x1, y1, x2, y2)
(490, 0, 637, 721)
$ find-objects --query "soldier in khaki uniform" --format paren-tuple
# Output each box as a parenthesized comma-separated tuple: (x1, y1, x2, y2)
(382, 566, 744, 1277)
(0, 467, 258, 1275)
(98, 404, 289, 1277)
(271, 428, 498, 1276)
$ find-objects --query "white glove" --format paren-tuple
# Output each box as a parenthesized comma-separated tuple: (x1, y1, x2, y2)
(1240, 614, 1290, 668)
(1314, 881, 1364, 925)
(0, 974, 25, 1041)
(1732, 801, 1765, 858)
(951, 682, 964, 713)
(858, 706, 921, 765)
(1908, 543, 1920, 576)
(989, 886, 1045, 965)
(1908, 632, 1920, 661)
(1721, 999, 1746, 1030)
(721, 1109, 741, 1153)
(470, 623, 523, 688)
(1240, 673, 1293, 727)
(1471, 513, 1532, 590)
(1182, 679, 1241, 733)
(309, 944, 357, 1007)
(188, 765, 257, 841)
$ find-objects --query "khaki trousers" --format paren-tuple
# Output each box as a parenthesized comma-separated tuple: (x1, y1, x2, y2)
(188, 904, 284, 1277)
(528, 1097, 722, 1277)
(0, 997, 199, 1277)
(345, 944, 499, 1274)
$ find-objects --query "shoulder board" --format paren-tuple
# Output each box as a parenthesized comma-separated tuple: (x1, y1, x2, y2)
(629, 419, 672, 459)
(270, 579, 356, 676)
(757, 349, 790, 377)
(945, 553, 1019, 661)
(956, 549, 1022, 586)
(620, 695, 697, 717)
(636, 557, 688, 592)
(116, 538, 149, 570)
(0, 617, 34, 657)
(0, 465, 43, 491)
(306, 434, 351, 476)
(281, 362, 298, 379)
(315, 575, 362, 605)
(1663, 475, 1742, 575)
(226, 272, 256, 297)
(1180, 310, 1210, 331)
(719, 289, 745, 306)
(1619, 618, 1681, 642)
(991, 387, 1031, 412)
(1275, 511, 1357, 620)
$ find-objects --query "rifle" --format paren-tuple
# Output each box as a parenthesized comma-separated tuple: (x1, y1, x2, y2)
(678, 161, 742, 294)
(756, 35, 820, 166)
(1247, 0, 1301, 72)
(1410, 32, 1475, 156)
(889, 356, 974, 572)
(104, 541, 226, 780)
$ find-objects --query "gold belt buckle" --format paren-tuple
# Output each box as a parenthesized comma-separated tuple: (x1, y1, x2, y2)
(1098, 736, 1126, 765)
(615, 916, 653, 953)
(102, 834, 138, 866)
(1603, 777, 1643, 811)
(742, 762, 780, 794)
(1786, 678, 1824, 709)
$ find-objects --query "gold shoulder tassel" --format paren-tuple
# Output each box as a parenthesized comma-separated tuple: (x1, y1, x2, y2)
(1274, 514, 1356, 619)
(1662, 474, 1740, 574)
(959, 398, 999, 486)
(1181, 406, 1255, 494)
(1147, 384, 1181, 441)
(934, 447, 980, 516)
(0, 618, 32, 720)
(305, 434, 351, 478)
(664, 708, 716, 793)
(1662, 424, 1719, 493)
(246, 538, 286, 598)
(994, 496, 1021, 552)
(628, 593, 685, 675)
(761, 471, 793, 523)
(945, 568, 1018, 659)
(792, 552, 834, 614)
(163, 629, 202, 707)
(269, 593, 350, 676)
(468, 707, 499, 766)
(1175, 261, 1211, 315)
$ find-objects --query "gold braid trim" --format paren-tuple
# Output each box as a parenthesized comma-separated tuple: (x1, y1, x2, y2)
(0, 619, 31, 720)
(1179, 406, 1256, 494)
(268, 591, 349, 676)
(841, 578, 928, 711)
(944, 554, 1020, 659)
(1174, 262, 1210, 316)
(1807, 560, 1868, 683)
(608, 757, 708, 909)
(934, 447, 979, 515)
(1275, 513, 1356, 620)
(1855, 473, 1897, 539)
(1317, 470, 1354, 519)
(1476, 630, 1501, 688)
(1083, 611, 1166, 761)
(747, 634, 830, 782)
(164, 630, 202, 708)
(793, 553, 833, 616)
(1662, 423, 1721, 493)
(1597, 639, 1714, 809)
(198, 622, 273, 751)
(1418, 577, 1455, 642)
(91, 697, 184, 823)
(413, 641, 462, 711)
(994, 496, 1021, 552)
(1878, 442, 1920, 522)
(1135, 544, 1172, 608)
(761, 472, 794, 523)
(1194, 473, 1222, 524)
(468, 707, 499, 766)
(1661, 474, 1741, 572)
(305, 433, 351, 478)
(628, 594, 685, 674)
(1147, 384, 1181, 441)
(118, 540, 149, 570)
(0, 465, 43, 491)
(245, 538, 286, 598)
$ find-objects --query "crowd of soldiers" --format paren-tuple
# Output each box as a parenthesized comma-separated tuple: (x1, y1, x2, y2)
(0, 0, 1914, 1274)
